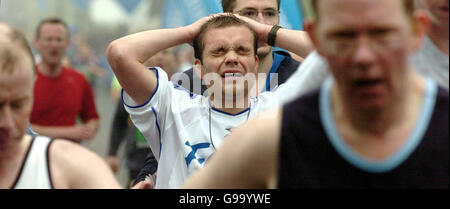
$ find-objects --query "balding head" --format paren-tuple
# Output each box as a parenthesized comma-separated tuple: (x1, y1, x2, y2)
(0, 22, 35, 69)
(0, 23, 36, 144)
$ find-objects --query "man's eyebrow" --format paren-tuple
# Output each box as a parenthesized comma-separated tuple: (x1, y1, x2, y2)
(0, 95, 30, 104)
(13, 96, 31, 103)
(240, 7, 278, 11)
(237, 45, 251, 50)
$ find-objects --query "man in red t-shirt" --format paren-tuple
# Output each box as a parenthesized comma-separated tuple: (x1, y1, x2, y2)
(30, 18, 99, 143)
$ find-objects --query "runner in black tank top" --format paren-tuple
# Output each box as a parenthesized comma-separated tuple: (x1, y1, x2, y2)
(278, 81, 449, 188)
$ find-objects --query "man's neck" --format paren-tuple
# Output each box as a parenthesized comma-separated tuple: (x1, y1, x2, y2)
(252, 50, 274, 95)
(258, 50, 274, 75)
(210, 94, 250, 115)
(37, 62, 63, 77)
(428, 24, 449, 55)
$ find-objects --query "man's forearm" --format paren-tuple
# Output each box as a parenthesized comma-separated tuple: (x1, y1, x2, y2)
(275, 28, 314, 59)
(30, 124, 79, 141)
(84, 119, 99, 135)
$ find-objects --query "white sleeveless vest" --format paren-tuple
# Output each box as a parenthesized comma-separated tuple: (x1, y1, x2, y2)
(13, 136, 53, 189)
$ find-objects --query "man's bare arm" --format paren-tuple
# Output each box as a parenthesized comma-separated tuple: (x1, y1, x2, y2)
(30, 118, 99, 142)
(83, 118, 99, 140)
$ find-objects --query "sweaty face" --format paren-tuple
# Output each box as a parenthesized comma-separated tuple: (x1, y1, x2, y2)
(0, 56, 34, 150)
(34, 23, 69, 66)
(314, 0, 419, 111)
(420, 0, 449, 26)
(233, 0, 280, 59)
(197, 26, 258, 104)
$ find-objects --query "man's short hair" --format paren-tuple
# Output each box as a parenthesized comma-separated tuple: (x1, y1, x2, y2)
(35, 17, 69, 39)
(221, 0, 281, 12)
(311, 0, 415, 20)
(193, 15, 258, 62)
(0, 23, 35, 73)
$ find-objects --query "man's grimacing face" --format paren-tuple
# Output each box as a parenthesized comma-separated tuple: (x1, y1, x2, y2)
(195, 26, 259, 102)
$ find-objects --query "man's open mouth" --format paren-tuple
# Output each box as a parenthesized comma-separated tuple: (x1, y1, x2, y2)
(354, 79, 383, 88)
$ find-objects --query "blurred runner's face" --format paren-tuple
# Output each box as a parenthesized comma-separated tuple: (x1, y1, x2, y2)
(35, 23, 69, 66)
(314, 0, 420, 111)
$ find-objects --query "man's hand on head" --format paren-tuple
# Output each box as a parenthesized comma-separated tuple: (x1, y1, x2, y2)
(234, 14, 272, 45)
(183, 13, 230, 46)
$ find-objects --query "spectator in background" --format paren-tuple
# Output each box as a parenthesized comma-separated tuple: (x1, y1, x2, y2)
(0, 22, 121, 189)
(30, 18, 100, 143)
(71, 33, 107, 87)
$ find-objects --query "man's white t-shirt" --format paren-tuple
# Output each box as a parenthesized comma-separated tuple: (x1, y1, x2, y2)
(123, 67, 280, 188)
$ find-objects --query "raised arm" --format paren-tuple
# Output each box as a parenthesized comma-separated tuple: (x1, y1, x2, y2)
(236, 15, 314, 59)
(106, 16, 212, 105)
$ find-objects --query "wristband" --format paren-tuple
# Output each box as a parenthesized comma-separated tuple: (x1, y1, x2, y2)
(268, 25, 282, 47)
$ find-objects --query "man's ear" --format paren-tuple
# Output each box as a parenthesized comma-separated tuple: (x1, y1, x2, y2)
(410, 10, 430, 53)
(304, 19, 322, 56)
(193, 59, 203, 79)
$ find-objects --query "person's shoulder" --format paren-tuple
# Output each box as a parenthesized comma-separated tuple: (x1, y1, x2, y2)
(50, 139, 90, 157)
(49, 139, 104, 167)
(48, 139, 121, 189)
(275, 50, 300, 65)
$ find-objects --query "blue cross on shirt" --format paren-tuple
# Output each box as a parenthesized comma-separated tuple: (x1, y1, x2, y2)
(185, 141, 211, 167)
